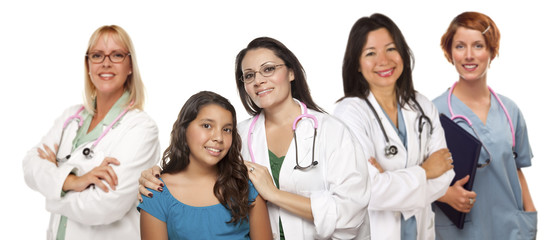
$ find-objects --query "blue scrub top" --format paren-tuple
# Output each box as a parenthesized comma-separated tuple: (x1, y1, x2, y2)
(432, 90, 537, 240)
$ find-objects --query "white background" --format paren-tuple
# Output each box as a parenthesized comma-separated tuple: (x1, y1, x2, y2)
(1, 0, 554, 238)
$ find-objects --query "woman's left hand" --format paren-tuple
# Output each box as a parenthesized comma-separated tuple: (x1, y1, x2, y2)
(368, 157, 384, 173)
(37, 144, 59, 166)
(244, 161, 278, 202)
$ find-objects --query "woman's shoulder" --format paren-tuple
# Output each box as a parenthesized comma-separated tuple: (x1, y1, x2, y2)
(414, 92, 432, 103)
(60, 104, 86, 116)
(310, 110, 353, 135)
(495, 93, 520, 110)
(413, 92, 438, 112)
(335, 96, 366, 107)
(334, 96, 368, 117)
(432, 89, 450, 106)
(238, 116, 256, 133)
(120, 109, 159, 132)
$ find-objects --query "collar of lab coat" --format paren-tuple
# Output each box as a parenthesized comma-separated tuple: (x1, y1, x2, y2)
(366, 93, 407, 152)
(367, 93, 428, 166)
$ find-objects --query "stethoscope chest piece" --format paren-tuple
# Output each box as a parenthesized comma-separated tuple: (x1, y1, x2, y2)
(82, 147, 95, 159)
(385, 145, 398, 158)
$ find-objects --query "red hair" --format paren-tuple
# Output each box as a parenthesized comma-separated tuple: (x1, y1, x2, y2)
(440, 12, 500, 64)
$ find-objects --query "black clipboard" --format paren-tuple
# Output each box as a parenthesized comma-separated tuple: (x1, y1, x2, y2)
(434, 114, 482, 229)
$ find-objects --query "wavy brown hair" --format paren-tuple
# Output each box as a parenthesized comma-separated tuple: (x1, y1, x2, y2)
(161, 91, 250, 224)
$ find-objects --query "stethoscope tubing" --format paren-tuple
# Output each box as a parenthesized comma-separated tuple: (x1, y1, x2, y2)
(364, 95, 431, 158)
(247, 101, 318, 169)
(447, 82, 515, 148)
(57, 101, 134, 161)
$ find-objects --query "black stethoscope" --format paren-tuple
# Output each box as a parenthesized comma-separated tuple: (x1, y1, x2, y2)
(56, 102, 133, 162)
(363, 97, 432, 158)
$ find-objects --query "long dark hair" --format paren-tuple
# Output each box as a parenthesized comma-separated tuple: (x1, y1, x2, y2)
(340, 13, 417, 109)
(234, 37, 324, 116)
(161, 91, 250, 224)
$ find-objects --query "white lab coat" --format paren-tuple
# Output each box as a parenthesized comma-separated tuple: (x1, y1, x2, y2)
(239, 102, 371, 240)
(22, 105, 160, 240)
(334, 93, 455, 240)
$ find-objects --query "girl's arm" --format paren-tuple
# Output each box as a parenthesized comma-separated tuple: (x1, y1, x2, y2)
(140, 210, 168, 240)
(244, 161, 314, 221)
(248, 195, 272, 240)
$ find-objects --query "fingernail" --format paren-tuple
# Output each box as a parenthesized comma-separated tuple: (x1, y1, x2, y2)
(139, 199, 143, 203)
(159, 183, 164, 187)
(155, 174, 160, 178)
(158, 187, 163, 192)
(148, 193, 153, 197)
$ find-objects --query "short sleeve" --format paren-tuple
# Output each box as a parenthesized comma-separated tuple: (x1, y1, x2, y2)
(137, 181, 168, 223)
(247, 180, 259, 204)
(512, 103, 533, 168)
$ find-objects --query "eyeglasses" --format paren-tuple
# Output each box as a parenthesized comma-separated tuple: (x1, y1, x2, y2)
(240, 63, 285, 84)
(87, 51, 131, 63)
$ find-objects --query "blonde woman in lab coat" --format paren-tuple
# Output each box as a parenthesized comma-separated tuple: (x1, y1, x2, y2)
(22, 25, 160, 240)
(334, 14, 454, 240)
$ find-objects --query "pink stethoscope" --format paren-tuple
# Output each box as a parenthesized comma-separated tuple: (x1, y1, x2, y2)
(56, 101, 134, 162)
(247, 101, 319, 170)
(448, 82, 516, 168)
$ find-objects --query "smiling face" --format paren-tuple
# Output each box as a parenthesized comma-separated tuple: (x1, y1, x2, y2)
(87, 33, 131, 98)
(359, 28, 404, 92)
(186, 104, 233, 168)
(241, 48, 294, 110)
(451, 27, 491, 83)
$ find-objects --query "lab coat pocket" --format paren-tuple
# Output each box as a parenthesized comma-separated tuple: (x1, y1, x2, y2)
(516, 210, 537, 240)
(293, 168, 325, 195)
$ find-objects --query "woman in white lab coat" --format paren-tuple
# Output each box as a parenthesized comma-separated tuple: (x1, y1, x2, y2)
(22, 25, 160, 240)
(334, 14, 454, 240)
(139, 37, 370, 239)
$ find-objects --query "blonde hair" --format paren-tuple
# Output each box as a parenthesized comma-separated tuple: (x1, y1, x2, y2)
(83, 25, 145, 113)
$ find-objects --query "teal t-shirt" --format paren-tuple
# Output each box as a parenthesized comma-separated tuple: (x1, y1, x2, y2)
(138, 179, 258, 239)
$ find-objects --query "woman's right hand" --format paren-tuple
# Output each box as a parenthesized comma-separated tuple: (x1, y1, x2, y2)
(421, 148, 453, 179)
(437, 175, 477, 212)
(62, 157, 120, 192)
(137, 165, 163, 202)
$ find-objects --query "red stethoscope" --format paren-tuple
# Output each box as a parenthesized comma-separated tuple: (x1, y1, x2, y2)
(247, 101, 319, 170)
(56, 101, 133, 162)
(447, 82, 516, 168)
